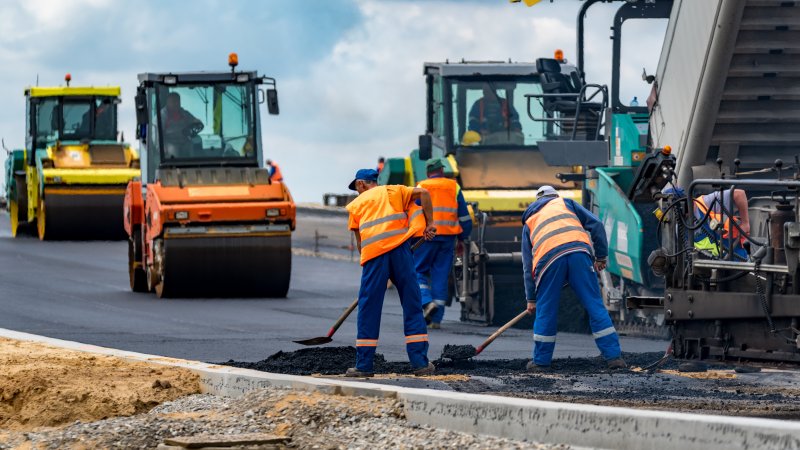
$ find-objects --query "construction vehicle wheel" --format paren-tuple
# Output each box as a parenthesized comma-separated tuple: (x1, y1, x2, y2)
(155, 280, 167, 298)
(36, 197, 51, 241)
(128, 230, 148, 293)
(9, 199, 21, 237)
(146, 265, 158, 293)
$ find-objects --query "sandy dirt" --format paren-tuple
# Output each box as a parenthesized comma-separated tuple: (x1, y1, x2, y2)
(0, 338, 200, 431)
(1, 388, 561, 449)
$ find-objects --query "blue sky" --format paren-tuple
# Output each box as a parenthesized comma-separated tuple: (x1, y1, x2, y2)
(0, 0, 665, 202)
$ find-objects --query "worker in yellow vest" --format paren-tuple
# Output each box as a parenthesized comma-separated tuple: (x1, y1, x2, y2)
(414, 159, 473, 328)
(522, 186, 625, 372)
(344, 169, 437, 377)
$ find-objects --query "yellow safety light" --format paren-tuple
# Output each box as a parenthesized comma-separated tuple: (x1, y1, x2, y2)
(228, 52, 239, 69)
(554, 49, 564, 62)
(662, 145, 672, 156)
(510, 0, 543, 6)
(65, 73, 72, 87)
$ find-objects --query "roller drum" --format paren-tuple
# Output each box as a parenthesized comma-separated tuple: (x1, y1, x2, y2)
(158, 234, 291, 298)
(40, 187, 127, 240)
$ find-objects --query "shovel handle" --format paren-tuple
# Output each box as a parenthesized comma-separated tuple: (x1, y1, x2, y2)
(475, 310, 531, 355)
(411, 238, 425, 251)
(327, 297, 359, 338)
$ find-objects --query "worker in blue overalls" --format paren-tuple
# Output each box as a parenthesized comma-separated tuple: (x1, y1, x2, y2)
(521, 186, 626, 372)
(344, 169, 437, 377)
(413, 159, 473, 329)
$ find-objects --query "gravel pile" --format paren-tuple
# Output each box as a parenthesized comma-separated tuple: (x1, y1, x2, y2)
(0, 387, 568, 449)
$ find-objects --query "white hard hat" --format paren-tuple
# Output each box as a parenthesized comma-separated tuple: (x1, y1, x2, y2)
(536, 185, 558, 199)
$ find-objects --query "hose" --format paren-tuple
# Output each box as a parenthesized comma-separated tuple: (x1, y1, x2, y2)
(754, 260, 777, 333)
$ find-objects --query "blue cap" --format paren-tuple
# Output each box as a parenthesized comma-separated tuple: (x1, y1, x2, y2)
(348, 168, 379, 191)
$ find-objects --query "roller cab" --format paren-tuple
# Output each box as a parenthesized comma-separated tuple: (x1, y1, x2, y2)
(379, 62, 585, 327)
(126, 58, 295, 298)
(4, 81, 140, 239)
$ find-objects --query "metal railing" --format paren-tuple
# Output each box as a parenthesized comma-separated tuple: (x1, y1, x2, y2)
(526, 83, 608, 141)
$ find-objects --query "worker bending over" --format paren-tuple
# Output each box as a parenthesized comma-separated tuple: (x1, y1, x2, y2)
(345, 169, 437, 377)
(414, 160, 472, 328)
(266, 159, 283, 182)
(693, 188, 750, 261)
(522, 186, 625, 372)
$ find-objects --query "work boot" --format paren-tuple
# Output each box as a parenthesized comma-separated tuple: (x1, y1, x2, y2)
(526, 361, 552, 373)
(422, 303, 438, 324)
(607, 357, 627, 371)
(429, 323, 441, 330)
(413, 362, 435, 376)
(344, 367, 374, 378)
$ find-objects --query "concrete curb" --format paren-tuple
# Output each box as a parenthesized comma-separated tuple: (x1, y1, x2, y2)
(2, 328, 798, 450)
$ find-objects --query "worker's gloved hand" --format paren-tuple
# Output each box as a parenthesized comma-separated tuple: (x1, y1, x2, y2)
(594, 258, 607, 272)
(526, 301, 536, 314)
(456, 240, 465, 257)
(424, 226, 437, 241)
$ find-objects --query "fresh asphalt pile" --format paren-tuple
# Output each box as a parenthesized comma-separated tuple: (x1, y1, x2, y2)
(225, 346, 800, 420)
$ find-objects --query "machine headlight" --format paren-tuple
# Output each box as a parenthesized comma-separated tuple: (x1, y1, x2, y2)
(174, 211, 189, 220)
(236, 74, 250, 83)
(266, 208, 280, 217)
(163, 75, 178, 85)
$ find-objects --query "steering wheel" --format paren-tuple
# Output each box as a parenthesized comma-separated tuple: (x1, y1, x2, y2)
(182, 122, 204, 139)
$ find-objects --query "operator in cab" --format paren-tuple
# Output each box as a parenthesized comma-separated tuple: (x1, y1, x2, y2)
(161, 92, 203, 159)
(413, 159, 472, 329)
(78, 99, 115, 140)
(467, 84, 523, 145)
(344, 169, 437, 378)
(522, 186, 625, 372)
(693, 188, 750, 261)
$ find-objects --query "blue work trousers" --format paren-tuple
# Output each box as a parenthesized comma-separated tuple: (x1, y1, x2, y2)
(532, 252, 621, 366)
(356, 241, 429, 372)
(414, 237, 456, 324)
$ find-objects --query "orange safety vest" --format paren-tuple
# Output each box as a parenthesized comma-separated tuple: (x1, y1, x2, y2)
(694, 195, 741, 241)
(525, 197, 591, 272)
(414, 177, 462, 236)
(347, 185, 425, 265)
(270, 163, 283, 182)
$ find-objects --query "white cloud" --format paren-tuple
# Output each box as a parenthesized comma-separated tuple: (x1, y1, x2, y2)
(269, 0, 578, 201)
(0, 0, 665, 203)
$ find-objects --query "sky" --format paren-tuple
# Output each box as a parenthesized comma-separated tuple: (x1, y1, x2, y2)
(0, 0, 666, 202)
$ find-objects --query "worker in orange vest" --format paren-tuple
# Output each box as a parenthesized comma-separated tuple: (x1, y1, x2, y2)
(413, 159, 473, 328)
(522, 186, 625, 372)
(377, 157, 385, 173)
(344, 168, 437, 377)
(266, 159, 283, 182)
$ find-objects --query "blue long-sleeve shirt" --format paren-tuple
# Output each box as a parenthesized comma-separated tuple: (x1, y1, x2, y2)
(521, 196, 608, 301)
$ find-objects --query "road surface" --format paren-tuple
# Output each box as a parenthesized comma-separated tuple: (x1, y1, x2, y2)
(0, 209, 665, 364)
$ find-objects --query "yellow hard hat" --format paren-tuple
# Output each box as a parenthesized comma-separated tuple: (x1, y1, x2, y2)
(462, 130, 481, 146)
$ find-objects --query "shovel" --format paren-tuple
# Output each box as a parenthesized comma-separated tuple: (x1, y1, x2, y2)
(294, 297, 359, 346)
(293, 238, 427, 346)
(441, 309, 532, 360)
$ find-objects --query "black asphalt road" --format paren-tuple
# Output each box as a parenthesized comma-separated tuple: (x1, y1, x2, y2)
(0, 209, 665, 363)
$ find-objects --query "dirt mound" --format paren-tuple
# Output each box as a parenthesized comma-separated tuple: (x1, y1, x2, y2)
(0, 338, 200, 430)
